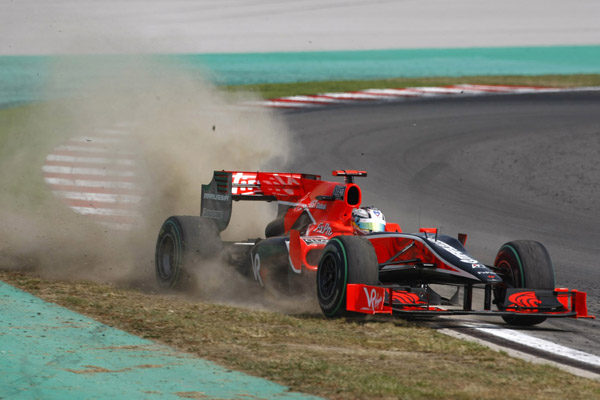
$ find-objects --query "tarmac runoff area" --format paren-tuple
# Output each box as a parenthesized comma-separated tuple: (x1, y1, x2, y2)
(0, 281, 320, 399)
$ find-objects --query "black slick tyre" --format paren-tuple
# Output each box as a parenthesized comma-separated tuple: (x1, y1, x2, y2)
(493, 240, 555, 326)
(317, 236, 379, 318)
(155, 216, 221, 290)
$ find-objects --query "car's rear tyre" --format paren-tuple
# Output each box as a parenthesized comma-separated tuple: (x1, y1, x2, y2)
(317, 236, 379, 318)
(155, 216, 222, 289)
(493, 240, 555, 326)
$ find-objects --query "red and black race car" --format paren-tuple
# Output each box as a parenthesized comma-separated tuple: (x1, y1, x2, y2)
(155, 170, 593, 325)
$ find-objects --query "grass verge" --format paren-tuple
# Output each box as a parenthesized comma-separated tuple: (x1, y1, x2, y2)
(1, 270, 599, 399)
(227, 74, 600, 99)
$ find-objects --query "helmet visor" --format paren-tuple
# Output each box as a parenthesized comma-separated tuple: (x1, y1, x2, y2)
(357, 221, 386, 232)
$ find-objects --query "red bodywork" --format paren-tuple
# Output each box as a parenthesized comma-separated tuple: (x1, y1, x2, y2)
(225, 170, 369, 272)
(204, 170, 593, 320)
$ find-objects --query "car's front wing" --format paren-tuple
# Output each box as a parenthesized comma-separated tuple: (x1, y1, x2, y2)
(345, 284, 594, 319)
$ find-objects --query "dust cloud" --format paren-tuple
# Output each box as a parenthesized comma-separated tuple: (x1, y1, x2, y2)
(0, 56, 305, 310)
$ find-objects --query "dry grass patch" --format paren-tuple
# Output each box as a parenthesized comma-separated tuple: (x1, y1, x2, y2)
(1, 270, 599, 400)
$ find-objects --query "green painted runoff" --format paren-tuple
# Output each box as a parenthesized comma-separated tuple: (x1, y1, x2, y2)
(0, 281, 320, 399)
(1, 45, 599, 106)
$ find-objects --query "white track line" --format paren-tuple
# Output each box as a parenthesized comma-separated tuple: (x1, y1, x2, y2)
(42, 165, 136, 177)
(46, 154, 135, 166)
(320, 92, 384, 100)
(43, 177, 139, 190)
(53, 191, 142, 204)
(69, 206, 140, 217)
(406, 87, 465, 94)
(69, 136, 125, 144)
(442, 328, 599, 380)
(260, 101, 317, 108)
(53, 145, 135, 156)
(279, 95, 343, 104)
(360, 88, 421, 96)
(466, 323, 600, 368)
(96, 221, 137, 231)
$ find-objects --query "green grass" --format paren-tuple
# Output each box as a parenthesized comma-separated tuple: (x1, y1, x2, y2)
(1, 271, 599, 400)
(226, 74, 600, 99)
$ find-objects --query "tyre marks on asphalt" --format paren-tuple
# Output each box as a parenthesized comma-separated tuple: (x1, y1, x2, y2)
(42, 123, 142, 231)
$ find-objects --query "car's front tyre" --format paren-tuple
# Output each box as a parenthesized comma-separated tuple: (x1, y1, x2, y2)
(493, 240, 555, 326)
(317, 236, 379, 318)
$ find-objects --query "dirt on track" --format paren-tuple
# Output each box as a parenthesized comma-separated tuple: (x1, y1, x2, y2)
(0, 56, 294, 302)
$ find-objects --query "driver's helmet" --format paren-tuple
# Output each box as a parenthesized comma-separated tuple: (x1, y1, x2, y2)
(352, 207, 386, 234)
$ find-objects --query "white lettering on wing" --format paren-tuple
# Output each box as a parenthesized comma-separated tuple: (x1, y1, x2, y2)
(362, 287, 383, 312)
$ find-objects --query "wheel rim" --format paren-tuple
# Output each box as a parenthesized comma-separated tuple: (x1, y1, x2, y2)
(158, 234, 175, 279)
(496, 259, 516, 288)
(318, 253, 337, 300)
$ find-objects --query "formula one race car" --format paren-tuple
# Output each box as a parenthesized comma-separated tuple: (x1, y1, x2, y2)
(155, 170, 593, 326)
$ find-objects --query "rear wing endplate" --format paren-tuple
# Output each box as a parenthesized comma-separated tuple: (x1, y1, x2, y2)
(201, 171, 233, 231)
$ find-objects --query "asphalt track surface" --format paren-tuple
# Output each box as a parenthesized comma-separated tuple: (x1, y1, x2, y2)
(280, 91, 600, 370)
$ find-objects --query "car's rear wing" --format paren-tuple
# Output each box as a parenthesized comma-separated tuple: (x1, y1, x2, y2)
(200, 170, 321, 231)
